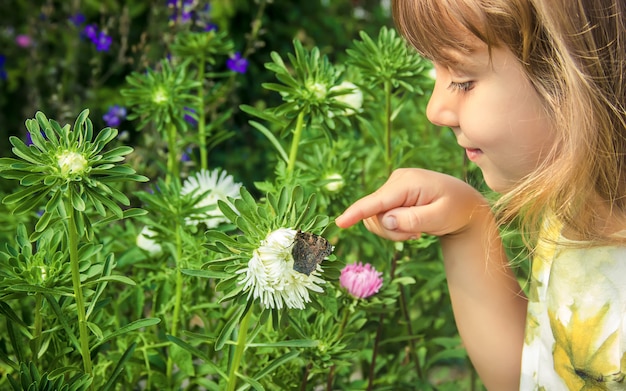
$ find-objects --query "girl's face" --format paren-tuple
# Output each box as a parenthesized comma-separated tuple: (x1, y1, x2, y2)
(426, 40, 555, 193)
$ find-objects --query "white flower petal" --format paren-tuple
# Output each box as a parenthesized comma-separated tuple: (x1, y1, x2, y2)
(181, 168, 242, 228)
(136, 226, 163, 256)
(238, 228, 326, 309)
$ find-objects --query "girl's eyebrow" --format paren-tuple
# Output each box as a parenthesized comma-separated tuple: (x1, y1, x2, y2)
(438, 45, 488, 70)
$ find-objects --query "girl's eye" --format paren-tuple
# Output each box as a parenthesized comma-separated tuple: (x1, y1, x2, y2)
(447, 81, 474, 92)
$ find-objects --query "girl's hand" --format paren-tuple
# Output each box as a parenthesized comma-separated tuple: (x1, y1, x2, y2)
(335, 168, 489, 240)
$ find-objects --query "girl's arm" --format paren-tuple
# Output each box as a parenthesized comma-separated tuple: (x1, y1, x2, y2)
(335, 168, 527, 390)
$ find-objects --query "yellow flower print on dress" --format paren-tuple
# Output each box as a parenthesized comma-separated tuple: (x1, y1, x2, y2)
(549, 303, 624, 390)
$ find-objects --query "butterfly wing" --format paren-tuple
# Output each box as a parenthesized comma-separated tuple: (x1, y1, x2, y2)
(291, 232, 333, 276)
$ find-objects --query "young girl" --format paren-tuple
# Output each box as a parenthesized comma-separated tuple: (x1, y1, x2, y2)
(335, 0, 626, 389)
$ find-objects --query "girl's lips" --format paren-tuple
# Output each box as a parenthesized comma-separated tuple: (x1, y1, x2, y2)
(465, 148, 483, 161)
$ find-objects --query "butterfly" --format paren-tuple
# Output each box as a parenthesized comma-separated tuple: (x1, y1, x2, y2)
(291, 230, 333, 276)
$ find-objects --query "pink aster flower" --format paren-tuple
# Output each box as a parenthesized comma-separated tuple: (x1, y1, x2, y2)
(15, 34, 33, 48)
(339, 262, 383, 299)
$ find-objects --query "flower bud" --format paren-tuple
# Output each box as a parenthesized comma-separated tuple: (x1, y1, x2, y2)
(306, 81, 328, 100)
(152, 87, 168, 105)
(330, 81, 363, 116)
(323, 172, 344, 192)
(57, 151, 88, 177)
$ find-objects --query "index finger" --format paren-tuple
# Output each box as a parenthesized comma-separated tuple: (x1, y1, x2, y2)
(335, 186, 420, 228)
(335, 194, 385, 228)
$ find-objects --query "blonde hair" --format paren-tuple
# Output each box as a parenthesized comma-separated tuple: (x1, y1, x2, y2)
(393, 0, 626, 245)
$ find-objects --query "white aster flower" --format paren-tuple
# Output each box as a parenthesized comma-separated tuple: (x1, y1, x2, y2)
(136, 226, 163, 256)
(181, 168, 242, 228)
(237, 228, 325, 310)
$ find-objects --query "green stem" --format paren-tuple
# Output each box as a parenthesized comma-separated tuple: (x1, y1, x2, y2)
(367, 248, 400, 391)
(326, 304, 352, 389)
(32, 294, 43, 366)
(66, 197, 93, 379)
(166, 223, 185, 384)
(166, 122, 178, 184)
(197, 57, 207, 170)
(384, 80, 393, 174)
(286, 111, 306, 178)
(226, 310, 252, 391)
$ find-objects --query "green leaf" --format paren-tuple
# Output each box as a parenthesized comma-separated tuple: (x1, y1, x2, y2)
(10, 285, 74, 296)
(215, 305, 245, 351)
(43, 293, 82, 351)
(99, 343, 136, 391)
(235, 373, 265, 391)
(182, 268, 232, 279)
(166, 335, 229, 380)
(170, 343, 195, 376)
(91, 318, 161, 349)
(247, 121, 288, 163)
(213, 198, 237, 223)
(85, 253, 114, 320)
(10, 137, 44, 165)
(247, 339, 318, 348)
(92, 207, 147, 226)
(87, 189, 124, 218)
(0, 302, 32, 338)
(70, 189, 86, 211)
(92, 127, 118, 151)
(86, 321, 104, 340)
(99, 146, 134, 162)
(88, 275, 136, 286)
(2, 183, 48, 205)
(253, 350, 300, 381)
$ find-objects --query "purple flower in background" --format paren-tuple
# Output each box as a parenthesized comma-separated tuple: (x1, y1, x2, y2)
(69, 13, 86, 26)
(82, 23, 113, 51)
(83, 24, 98, 41)
(103, 105, 127, 127)
(15, 34, 32, 48)
(181, 146, 193, 162)
(181, 10, 192, 23)
(204, 23, 218, 32)
(94, 31, 112, 51)
(25, 132, 33, 146)
(226, 52, 248, 74)
(0, 55, 7, 80)
(183, 106, 198, 127)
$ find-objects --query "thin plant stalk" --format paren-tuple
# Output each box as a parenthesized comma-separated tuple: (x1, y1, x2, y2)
(286, 111, 306, 178)
(65, 197, 94, 381)
(166, 122, 179, 184)
(32, 294, 43, 367)
(197, 57, 208, 170)
(166, 222, 185, 384)
(326, 305, 351, 389)
(367, 248, 425, 389)
(384, 80, 393, 174)
(226, 309, 252, 391)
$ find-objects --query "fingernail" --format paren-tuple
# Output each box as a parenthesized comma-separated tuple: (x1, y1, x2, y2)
(382, 215, 397, 230)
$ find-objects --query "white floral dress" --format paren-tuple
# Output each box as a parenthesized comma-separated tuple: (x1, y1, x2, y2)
(520, 221, 626, 390)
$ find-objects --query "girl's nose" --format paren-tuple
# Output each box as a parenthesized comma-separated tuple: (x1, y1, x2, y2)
(426, 76, 459, 129)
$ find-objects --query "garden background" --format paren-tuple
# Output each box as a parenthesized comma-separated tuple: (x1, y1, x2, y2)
(0, 0, 528, 390)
